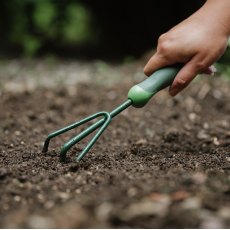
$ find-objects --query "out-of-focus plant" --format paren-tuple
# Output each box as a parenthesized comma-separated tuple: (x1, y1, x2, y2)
(216, 39, 230, 79)
(33, 0, 57, 38)
(5, 0, 93, 57)
(64, 3, 92, 43)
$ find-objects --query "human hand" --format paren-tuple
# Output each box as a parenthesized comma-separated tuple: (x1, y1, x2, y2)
(144, 0, 230, 96)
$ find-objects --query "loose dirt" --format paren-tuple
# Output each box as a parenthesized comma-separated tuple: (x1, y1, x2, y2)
(0, 65, 230, 228)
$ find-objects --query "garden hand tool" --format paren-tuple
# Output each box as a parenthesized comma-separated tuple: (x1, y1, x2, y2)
(42, 65, 181, 162)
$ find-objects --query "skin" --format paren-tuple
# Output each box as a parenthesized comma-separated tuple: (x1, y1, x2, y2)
(144, 0, 230, 96)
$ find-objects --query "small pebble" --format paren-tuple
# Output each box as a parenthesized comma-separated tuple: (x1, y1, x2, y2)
(188, 113, 197, 121)
(14, 130, 21, 136)
(212, 90, 223, 99)
(58, 192, 70, 200)
(218, 207, 230, 219)
(14, 196, 21, 202)
(181, 197, 201, 210)
(226, 157, 230, 162)
(96, 202, 113, 221)
(135, 138, 147, 145)
(197, 130, 209, 140)
(127, 187, 138, 197)
(203, 122, 209, 129)
(213, 137, 220, 146)
(44, 201, 54, 210)
(192, 172, 207, 185)
(27, 215, 54, 228)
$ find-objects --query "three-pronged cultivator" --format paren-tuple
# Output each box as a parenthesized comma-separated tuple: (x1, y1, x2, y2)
(42, 66, 181, 162)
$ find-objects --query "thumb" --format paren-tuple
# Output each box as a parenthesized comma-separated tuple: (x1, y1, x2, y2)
(144, 53, 174, 76)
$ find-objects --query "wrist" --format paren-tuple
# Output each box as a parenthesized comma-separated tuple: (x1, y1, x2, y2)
(201, 0, 230, 36)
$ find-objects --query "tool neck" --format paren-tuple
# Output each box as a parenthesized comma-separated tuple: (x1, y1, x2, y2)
(110, 99, 132, 118)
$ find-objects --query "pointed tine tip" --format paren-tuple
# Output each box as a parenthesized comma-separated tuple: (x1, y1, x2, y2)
(42, 146, 47, 153)
(42, 143, 49, 153)
(76, 155, 82, 162)
(42, 138, 50, 153)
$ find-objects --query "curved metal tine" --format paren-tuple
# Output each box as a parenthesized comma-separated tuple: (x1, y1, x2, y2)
(42, 112, 106, 153)
(60, 112, 111, 162)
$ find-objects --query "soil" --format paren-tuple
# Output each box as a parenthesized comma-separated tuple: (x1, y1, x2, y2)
(1, 63, 230, 228)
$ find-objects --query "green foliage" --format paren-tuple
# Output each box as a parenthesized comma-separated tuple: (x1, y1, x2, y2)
(22, 35, 41, 57)
(33, 0, 56, 37)
(5, 0, 93, 57)
(64, 3, 92, 43)
(217, 39, 230, 79)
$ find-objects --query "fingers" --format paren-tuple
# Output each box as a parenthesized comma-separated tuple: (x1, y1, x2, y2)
(144, 53, 174, 76)
(169, 56, 207, 96)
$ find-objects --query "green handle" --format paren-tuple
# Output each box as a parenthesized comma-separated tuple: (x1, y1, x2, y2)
(128, 65, 181, 108)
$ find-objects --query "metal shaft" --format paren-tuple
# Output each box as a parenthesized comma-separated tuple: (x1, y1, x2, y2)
(42, 99, 133, 162)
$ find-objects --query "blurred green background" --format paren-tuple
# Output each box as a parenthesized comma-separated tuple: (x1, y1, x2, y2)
(0, 0, 205, 59)
(0, 0, 229, 70)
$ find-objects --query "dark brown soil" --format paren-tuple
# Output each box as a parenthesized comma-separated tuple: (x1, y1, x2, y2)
(1, 79, 230, 228)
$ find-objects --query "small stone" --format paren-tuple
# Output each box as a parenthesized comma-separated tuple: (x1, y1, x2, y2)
(135, 138, 147, 145)
(200, 211, 224, 229)
(188, 113, 197, 121)
(120, 196, 171, 220)
(37, 194, 45, 202)
(14, 130, 21, 136)
(181, 197, 201, 210)
(184, 124, 192, 130)
(127, 187, 138, 197)
(96, 202, 113, 221)
(4, 130, 9, 135)
(145, 128, 155, 138)
(213, 137, 220, 146)
(171, 190, 190, 201)
(226, 157, 230, 162)
(197, 130, 209, 140)
(203, 122, 209, 129)
(27, 215, 54, 228)
(75, 189, 81, 194)
(184, 97, 196, 112)
(14, 196, 21, 202)
(44, 201, 54, 210)
(58, 192, 70, 200)
(192, 172, 207, 185)
(218, 207, 230, 219)
(212, 90, 223, 99)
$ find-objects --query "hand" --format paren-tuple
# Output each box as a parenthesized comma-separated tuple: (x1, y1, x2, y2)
(144, 0, 230, 96)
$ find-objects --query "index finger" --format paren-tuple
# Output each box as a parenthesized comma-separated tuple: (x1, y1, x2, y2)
(144, 53, 174, 76)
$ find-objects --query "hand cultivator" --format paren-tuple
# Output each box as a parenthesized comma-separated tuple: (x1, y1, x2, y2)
(42, 66, 181, 162)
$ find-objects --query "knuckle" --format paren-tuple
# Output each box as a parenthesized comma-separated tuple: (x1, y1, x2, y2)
(158, 33, 167, 43)
(157, 35, 174, 56)
(158, 40, 171, 53)
(193, 62, 207, 71)
(176, 78, 187, 86)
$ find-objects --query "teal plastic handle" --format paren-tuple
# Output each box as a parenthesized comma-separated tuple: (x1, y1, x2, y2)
(128, 65, 181, 108)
